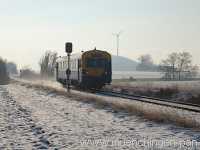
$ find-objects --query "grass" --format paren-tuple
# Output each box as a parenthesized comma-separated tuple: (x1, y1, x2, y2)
(109, 80, 200, 103)
(13, 78, 200, 130)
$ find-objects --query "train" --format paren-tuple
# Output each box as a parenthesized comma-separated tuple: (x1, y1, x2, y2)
(55, 48, 112, 89)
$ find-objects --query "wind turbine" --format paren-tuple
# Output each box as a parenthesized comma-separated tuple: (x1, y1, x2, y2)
(113, 31, 123, 56)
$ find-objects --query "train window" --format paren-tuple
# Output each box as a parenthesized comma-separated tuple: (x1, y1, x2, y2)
(87, 58, 106, 68)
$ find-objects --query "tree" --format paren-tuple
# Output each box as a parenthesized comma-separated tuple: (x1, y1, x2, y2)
(6, 62, 18, 74)
(160, 52, 179, 80)
(160, 52, 198, 80)
(189, 65, 199, 78)
(19, 66, 39, 79)
(136, 54, 157, 71)
(39, 51, 57, 78)
(177, 52, 192, 80)
(0, 57, 9, 84)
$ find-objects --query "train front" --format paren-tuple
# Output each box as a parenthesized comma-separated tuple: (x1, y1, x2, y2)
(82, 49, 112, 89)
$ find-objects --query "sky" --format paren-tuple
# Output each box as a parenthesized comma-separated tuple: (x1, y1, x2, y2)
(0, 0, 200, 71)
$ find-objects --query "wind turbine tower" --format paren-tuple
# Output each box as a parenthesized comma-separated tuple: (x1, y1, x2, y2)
(113, 31, 123, 56)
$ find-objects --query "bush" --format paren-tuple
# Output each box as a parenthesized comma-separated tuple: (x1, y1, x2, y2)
(0, 57, 9, 84)
(6, 62, 18, 74)
(20, 68, 39, 79)
(156, 87, 179, 98)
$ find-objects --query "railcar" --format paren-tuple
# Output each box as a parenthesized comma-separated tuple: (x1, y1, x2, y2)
(56, 48, 112, 89)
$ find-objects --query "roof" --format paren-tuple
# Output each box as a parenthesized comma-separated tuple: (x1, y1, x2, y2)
(56, 53, 82, 62)
(56, 49, 110, 62)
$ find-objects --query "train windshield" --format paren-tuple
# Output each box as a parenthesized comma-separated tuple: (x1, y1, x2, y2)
(87, 58, 106, 68)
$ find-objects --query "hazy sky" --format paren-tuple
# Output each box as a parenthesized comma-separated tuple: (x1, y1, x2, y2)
(0, 0, 200, 70)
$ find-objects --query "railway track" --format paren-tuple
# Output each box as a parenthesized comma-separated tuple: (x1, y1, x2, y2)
(12, 78, 200, 113)
(95, 89, 200, 113)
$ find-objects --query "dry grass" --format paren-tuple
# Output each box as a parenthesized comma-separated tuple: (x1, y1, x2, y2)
(13, 78, 200, 130)
(109, 81, 200, 104)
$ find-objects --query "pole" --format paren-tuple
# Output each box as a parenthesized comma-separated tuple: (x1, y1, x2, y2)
(116, 34, 119, 56)
(113, 31, 122, 56)
(67, 53, 70, 92)
(65, 42, 72, 92)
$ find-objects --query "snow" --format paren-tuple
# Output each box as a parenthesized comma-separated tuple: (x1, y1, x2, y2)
(0, 81, 200, 149)
(111, 80, 200, 101)
(112, 71, 163, 79)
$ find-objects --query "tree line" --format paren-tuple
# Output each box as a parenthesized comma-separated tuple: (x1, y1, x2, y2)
(136, 52, 199, 80)
(39, 51, 198, 80)
(1, 50, 199, 82)
(136, 54, 158, 71)
(0, 57, 11, 84)
(17, 51, 57, 79)
(160, 52, 198, 80)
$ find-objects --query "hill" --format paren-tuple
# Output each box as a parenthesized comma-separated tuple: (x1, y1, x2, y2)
(112, 55, 138, 71)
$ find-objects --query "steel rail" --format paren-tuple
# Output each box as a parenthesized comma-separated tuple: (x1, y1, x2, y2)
(12, 78, 200, 113)
(95, 90, 200, 113)
(102, 89, 200, 108)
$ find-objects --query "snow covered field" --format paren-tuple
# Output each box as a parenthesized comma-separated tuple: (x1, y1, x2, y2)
(112, 71, 163, 79)
(1, 81, 200, 149)
(110, 80, 200, 102)
(112, 71, 200, 79)
(113, 80, 200, 91)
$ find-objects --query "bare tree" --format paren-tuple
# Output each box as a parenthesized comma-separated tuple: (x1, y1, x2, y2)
(160, 52, 179, 80)
(136, 54, 157, 71)
(160, 52, 198, 80)
(6, 62, 18, 75)
(0, 57, 9, 84)
(189, 65, 199, 78)
(39, 51, 57, 78)
(19, 66, 39, 79)
(177, 52, 192, 80)
(138, 54, 153, 65)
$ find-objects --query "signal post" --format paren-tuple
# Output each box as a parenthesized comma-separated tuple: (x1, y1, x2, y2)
(65, 42, 73, 92)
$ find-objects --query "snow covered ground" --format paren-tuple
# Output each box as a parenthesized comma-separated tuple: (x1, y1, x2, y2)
(110, 80, 200, 102)
(112, 71, 163, 79)
(1, 82, 200, 149)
